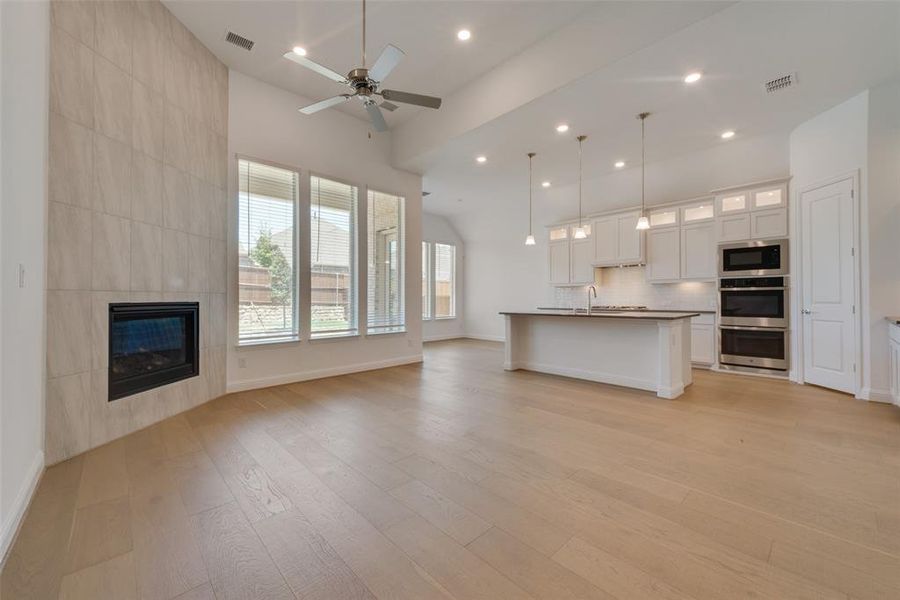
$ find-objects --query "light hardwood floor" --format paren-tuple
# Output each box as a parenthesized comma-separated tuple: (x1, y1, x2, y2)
(3, 339, 900, 599)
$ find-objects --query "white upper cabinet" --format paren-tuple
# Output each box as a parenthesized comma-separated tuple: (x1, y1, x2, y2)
(681, 200, 715, 223)
(751, 207, 788, 239)
(714, 180, 789, 242)
(681, 221, 716, 280)
(646, 227, 680, 282)
(716, 193, 749, 215)
(548, 224, 594, 286)
(752, 187, 785, 209)
(649, 208, 678, 228)
(571, 236, 595, 285)
(591, 211, 643, 266)
(548, 238, 570, 285)
(716, 213, 752, 242)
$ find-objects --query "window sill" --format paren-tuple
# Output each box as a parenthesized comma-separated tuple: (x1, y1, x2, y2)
(435, 316, 457, 321)
(367, 327, 407, 336)
(310, 331, 360, 342)
(237, 335, 301, 349)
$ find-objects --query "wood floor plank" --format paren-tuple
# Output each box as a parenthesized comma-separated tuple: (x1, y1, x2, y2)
(190, 502, 294, 600)
(389, 479, 492, 545)
(75, 439, 130, 508)
(173, 583, 217, 600)
(58, 551, 138, 600)
(64, 496, 132, 574)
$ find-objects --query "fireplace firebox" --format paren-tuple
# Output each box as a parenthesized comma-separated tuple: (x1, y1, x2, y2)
(108, 302, 199, 401)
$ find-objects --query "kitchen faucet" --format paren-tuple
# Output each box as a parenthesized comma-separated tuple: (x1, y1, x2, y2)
(586, 285, 597, 315)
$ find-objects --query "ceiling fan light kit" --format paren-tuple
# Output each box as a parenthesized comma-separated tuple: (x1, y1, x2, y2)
(283, 0, 442, 132)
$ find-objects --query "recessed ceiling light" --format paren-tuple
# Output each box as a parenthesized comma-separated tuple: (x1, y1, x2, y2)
(683, 71, 702, 84)
(614, 161, 626, 168)
(457, 29, 471, 41)
(542, 181, 551, 188)
(556, 124, 569, 133)
(292, 46, 307, 56)
(476, 155, 487, 163)
(721, 130, 735, 139)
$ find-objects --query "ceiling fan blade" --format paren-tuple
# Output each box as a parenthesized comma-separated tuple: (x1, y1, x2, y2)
(380, 89, 442, 109)
(299, 94, 352, 115)
(369, 44, 405, 83)
(366, 103, 389, 132)
(283, 51, 348, 84)
(380, 101, 399, 112)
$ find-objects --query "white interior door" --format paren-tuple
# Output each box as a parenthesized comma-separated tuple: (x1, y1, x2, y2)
(800, 178, 857, 394)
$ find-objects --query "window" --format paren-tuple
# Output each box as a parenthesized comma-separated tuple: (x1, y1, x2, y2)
(434, 243, 456, 318)
(422, 242, 433, 320)
(238, 159, 298, 343)
(367, 189, 405, 334)
(311, 176, 358, 337)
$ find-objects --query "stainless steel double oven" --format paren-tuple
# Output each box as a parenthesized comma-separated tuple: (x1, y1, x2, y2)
(718, 240, 789, 372)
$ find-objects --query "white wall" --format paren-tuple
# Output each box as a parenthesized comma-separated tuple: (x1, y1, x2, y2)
(0, 0, 49, 558)
(227, 71, 423, 391)
(422, 213, 465, 341)
(458, 132, 790, 340)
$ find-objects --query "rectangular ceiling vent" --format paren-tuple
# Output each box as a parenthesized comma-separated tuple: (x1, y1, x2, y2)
(224, 30, 254, 51)
(764, 72, 797, 94)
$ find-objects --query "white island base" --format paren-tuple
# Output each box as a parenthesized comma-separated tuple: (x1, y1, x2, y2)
(502, 312, 696, 399)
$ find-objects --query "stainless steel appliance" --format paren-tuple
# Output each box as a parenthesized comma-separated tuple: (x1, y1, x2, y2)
(719, 239, 788, 277)
(719, 276, 788, 328)
(719, 325, 789, 371)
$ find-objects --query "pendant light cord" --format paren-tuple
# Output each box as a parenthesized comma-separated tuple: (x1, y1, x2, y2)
(577, 135, 586, 228)
(528, 154, 533, 236)
(362, 0, 366, 67)
(638, 112, 650, 218)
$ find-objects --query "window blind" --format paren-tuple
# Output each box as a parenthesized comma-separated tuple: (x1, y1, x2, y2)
(435, 243, 455, 318)
(422, 242, 433, 320)
(367, 190, 405, 333)
(238, 159, 298, 342)
(311, 176, 358, 336)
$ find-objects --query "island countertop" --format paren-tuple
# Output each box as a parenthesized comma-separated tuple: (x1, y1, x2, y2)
(500, 310, 700, 320)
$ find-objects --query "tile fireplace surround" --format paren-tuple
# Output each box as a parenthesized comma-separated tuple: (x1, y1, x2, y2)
(46, 0, 227, 463)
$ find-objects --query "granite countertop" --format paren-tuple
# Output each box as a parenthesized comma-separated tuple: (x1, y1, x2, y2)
(501, 310, 700, 320)
(537, 306, 716, 314)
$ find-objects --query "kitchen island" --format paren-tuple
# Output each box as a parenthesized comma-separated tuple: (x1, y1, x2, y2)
(500, 310, 699, 399)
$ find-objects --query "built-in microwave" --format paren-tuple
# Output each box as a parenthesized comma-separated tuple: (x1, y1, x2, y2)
(719, 276, 788, 328)
(719, 239, 788, 277)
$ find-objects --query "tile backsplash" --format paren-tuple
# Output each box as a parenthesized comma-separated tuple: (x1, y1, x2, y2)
(553, 266, 717, 310)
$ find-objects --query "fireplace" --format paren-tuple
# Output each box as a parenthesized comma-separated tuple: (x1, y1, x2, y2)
(108, 303, 199, 401)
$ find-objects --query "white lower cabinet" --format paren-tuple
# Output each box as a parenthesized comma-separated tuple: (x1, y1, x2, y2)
(646, 227, 680, 282)
(690, 313, 716, 366)
(890, 323, 900, 405)
(681, 222, 716, 280)
(570, 238, 594, 284)
(548, 240, 570, 285)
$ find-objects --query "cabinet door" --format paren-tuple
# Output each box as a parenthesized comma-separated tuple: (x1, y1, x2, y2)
(691, 323, 715, 365)
(752, 186, 785, 210)
(616, 212, 643, 263)
(751, 207, 788, 239)
(571, 239, 594, 284)
(716, 213, 751, 242)
(549, 241, 570, 285)
(681, 222, 716, 280)
(716, 193, 749, 215)
(592, 217, 618, 265)
(646, 228, 680, 281)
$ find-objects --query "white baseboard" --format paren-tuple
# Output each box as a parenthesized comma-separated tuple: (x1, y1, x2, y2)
(1, 451, 44, 563)
(509, 361, 658, 394)
(423, 334, 466, 342)
(462, 333, 505, 343)
(226, 354, 424, 393)
(859, 387, 894, 403)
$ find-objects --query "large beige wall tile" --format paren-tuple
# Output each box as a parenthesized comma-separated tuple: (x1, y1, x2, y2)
(163, 165, 191, 232)
(52, 0, 95, 48)
(95, 0, 133, 73)
(188, 177, 210, 238)
(131, 222, 162, 291)
(209, 239, 226, 294)
(207, 347, 226, 399)
(132, 151, 163, 225)
(132, 10, 166, 91)
(46, 371, 93, 464)
(92, 213, 132, 291)
(47, 290, 92, 378)
(162, 228, 190, 291)
(51, 28, 95, 128)
(49, 202, 93, 291)
(210, 188, 227, 241)
(188, 235, 210, 293)
(90, 369, 133, 447)
(209, 294, 226, 347)
(94, 55, 132, 145)
(132, 80, 164, 159)
(163, 102, 189, 173)
(94, 134, 133, 217)
(90, 291, 132, 370)
(49, 112, 94, 209)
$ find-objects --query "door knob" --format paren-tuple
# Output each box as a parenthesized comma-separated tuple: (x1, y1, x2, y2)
(801, 309, 811, 314)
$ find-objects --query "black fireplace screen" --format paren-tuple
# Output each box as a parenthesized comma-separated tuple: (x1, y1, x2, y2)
(108, 303, 199, 401)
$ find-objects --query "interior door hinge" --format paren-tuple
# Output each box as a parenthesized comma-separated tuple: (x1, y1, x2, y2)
(851, 247, 855, 257)
(852, 305, 856, 314)
(851, 189, 855, 199)
(853, 363, 857, 373)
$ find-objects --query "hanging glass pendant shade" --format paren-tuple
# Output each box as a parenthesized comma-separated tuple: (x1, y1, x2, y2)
(636, 112, 651, 230)
(572, 135, 588, 239)
(525, 152, 536, 246)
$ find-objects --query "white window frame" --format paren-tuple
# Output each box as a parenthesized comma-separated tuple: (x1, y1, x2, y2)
(366, 188, 406, 335)
(236, 156, 301, 346)
(422, 241, 457, 321)
(422, 241, 433, 320)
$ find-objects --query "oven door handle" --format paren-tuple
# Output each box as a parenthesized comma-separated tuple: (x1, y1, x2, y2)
(719, 287, 786, 291)
(719, 325, 788, 332)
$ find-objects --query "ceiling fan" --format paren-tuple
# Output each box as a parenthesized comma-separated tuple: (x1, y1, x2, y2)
(283, 0, 442, 132)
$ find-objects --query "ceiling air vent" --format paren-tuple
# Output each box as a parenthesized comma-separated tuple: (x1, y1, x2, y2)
(224, 30, 254, 52)
(764, 72, 797, 94)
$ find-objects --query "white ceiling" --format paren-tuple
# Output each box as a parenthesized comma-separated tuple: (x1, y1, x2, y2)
(163, 0, 591, 126)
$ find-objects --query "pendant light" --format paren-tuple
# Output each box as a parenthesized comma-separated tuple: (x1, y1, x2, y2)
(525, 152, 536, 246)
(572, 135, 588, 239)
(635, 112, 651, 230)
